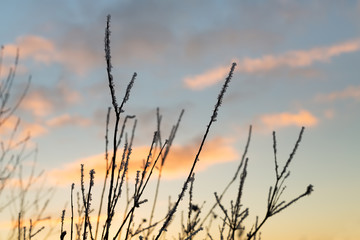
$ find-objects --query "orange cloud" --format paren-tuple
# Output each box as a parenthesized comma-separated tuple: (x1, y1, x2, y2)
(259, 110, 318, 129)
(184, 66, 231, 90)
(323, 109, 335, 119)
(239, 38, 360, 72)
(0, 62, 28, 77)
(4, 35, 56, 64)
(0, 115, 47, 143)
(316, 85, 360, 102)
(162, 137, 238, 178)
(184, 38, 360, 90)
(46, 114, 90, 127)
(58, 83, 82, 104)
(3, 35, 100, 75)
(58, 45, 101, 75)
(0, 115, 19, 135)
(49, 137, 238, 186)
(22, 122, 48, 138)
(20, 90, 53, 117)
(19, 83, 81, 118)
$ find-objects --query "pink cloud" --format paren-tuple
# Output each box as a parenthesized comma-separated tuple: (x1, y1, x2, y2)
(49, 137, 238, 186)
(323, 109, 335, 119)
(4, 35, 56, 64)
(184, 65, 231, 90)
(23, 122, 48, 138)
(0, 115, 19, 135)
(161, 136, 239, 179)
(46, 114, 91, 127)
(316, 85, 360, 102)
(19, 84, 82, 118)
(57, 45, 101, 75)
(0, 62, 28, 77)
(3, 35, 100, 75)
(0, 116, 47, 145)
(20, 90, 54, 117)
(259, 110, 318, 129)
(57, 83, 82, 104)
(184, 39, 360, 90)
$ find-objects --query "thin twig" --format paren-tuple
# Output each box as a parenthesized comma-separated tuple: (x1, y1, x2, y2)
(155, 62, 237, 240)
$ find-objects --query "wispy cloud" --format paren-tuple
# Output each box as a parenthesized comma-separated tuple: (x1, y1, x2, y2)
(49, 137, 238, 186)
(0, 116, 47, 143)
(19, 84, 82, 118)
(161, 137, 238, 178)
(46, 114, 91, 127)
(184, 65, 232, 90)
(323, 109, 335, 119)
(23, 122, 48, 138)
(239, 39, 360, 73)
(316, 85, 360, 102)
(259, 110, 318, 130)
(3, 35, 101, 75)
(4, 35, 56, 64)
(20, 90, 54, 117)
(57, 82, 82, 104)
(0, 115, 18, 135)
(184, 38, 360, 90)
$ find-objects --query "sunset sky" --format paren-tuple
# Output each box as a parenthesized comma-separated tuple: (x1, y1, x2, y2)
(1, 1, 360, 239)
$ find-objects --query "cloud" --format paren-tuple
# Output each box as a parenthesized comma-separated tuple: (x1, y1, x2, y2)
(113, 23, 174, 63)
(0, 115, 47, 144)
(162, 136, 238, 178)
(57, 82, 82, 104)
(56, 28, 103, 75)
(4, 35, 57, 64)
(185, 27, 280, 60)
(184, 38, 360, 90)
(23, 122, 48, 138)
(0, 115, 19, 135)
(20, 90, 54, 117)
(239, 38, 360, 72)
(49, 137, 238, 186)
(46, 114, 91, 127)
(184, 65, 232, 90)
(3, 34, 101, 75)
(0, 61, 28, 78)
(323, 109, 335, 119)
(259, 110, 318, 130)
(19, 84, 82, 118)
(315, 85, 360, 102)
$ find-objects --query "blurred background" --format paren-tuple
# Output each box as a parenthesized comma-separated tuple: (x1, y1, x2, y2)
(0, 1, 359, 239)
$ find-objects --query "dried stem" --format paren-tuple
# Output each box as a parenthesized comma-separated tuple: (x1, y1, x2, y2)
(155, 62, 237, 240)
(201, 125, 252, 227)
(246, 127, 313, 239)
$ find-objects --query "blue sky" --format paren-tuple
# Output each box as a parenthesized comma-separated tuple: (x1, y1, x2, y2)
(0, 1, 360, 239)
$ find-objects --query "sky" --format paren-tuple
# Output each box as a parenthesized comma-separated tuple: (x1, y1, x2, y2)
(0, 0, 360, 239)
